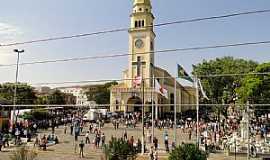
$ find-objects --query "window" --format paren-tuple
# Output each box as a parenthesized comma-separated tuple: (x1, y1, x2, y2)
(145, 9, 149, 12)
(150, 41, 154, 50)
(142, 20, 145, 27)
(139, 8, 142, 11)
(137, 56, 141, 62)
(138, 21, 141, 27)
(116, 100, 119, 110)
(135, 21, 138, 28)
(170, 93, 174, 111)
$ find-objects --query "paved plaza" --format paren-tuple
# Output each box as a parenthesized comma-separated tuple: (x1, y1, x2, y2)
(0, 123, 263, 160)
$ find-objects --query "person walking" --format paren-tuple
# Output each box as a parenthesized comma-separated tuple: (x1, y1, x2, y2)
(79, 140, 85, 158)
(3, 133, 9, 148)
(64, 124, 67, 134)
(148, 146, 154, 160)
(15, 128, 20, 145)
(0, 136, 3, 152)
(116, 119, 120, 129)
(147, 130, 151, 143)
(123, 129, 128, 140)
(41, 135, 47, 151)
(113, 120, 117, 130)
(101, 133, 105, 147)
(80, 122, 84, 133)
(85, 131, 90, 144)
(153, 149, 158, 160)
(188, 128, 192, 140)
(70, 123, 74, 135)
(164, 134, 169, 153)
(96, 133, 101, 148)
(153, 137, 158, 150)
(34, 136, 39, 147)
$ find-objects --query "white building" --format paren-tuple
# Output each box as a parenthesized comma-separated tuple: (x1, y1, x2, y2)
(58, 86, 92, 106)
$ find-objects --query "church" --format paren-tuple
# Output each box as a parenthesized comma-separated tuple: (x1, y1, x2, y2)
(110, 0, 196, 118)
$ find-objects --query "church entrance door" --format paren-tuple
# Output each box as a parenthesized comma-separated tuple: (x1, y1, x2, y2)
(127, 96, 142, 113)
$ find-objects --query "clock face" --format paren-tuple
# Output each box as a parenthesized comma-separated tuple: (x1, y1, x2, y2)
(135, 39, 144, 48)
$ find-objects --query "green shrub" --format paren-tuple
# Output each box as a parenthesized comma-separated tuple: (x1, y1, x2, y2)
(169, 143, 207, 160)
(103, 137, 137, 160)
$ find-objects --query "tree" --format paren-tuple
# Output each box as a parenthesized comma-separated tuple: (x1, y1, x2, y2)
(192, 57, 257, 115)
(47, 90, 67, 105)
(168, 143, 207, 160)
(103, 137, 137, 160)
(0, 83, 37, 105)
(36, 91, 76, 105)
(35, 95, 49, 105)
(21, 109, 51, 121)
(86, 81, 118, 104)
(237, 62, 270, 114)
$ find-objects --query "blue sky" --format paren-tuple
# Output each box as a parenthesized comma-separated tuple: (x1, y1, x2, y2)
(0, 0, 270, 87)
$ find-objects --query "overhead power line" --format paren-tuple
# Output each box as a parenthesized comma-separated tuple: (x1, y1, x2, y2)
(0, 9, 270, 47)
(0, 40, 270, 67)
(31, 72, 270, 86)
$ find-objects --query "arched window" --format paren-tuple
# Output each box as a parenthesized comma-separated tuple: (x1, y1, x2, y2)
(142, 20, 145, 27)
(138, 21, 141, 27)
(135, 21, 138, 28)
(116, 100, 119, 110)
(150, 41, 154, 50)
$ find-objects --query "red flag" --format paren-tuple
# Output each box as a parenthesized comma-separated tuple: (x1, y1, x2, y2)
(133, 76, 142, 87)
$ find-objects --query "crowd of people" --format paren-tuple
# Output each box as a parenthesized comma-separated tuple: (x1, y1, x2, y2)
(0, 108, 269, 160)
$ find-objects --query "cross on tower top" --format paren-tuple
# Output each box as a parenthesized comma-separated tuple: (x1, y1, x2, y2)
(132, 56, 146, 77)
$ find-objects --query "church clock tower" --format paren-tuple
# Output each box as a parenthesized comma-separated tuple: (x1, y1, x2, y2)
(128, 0, 155, 88)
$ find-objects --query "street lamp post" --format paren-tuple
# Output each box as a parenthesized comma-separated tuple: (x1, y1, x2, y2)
(12, 49, 24, 125)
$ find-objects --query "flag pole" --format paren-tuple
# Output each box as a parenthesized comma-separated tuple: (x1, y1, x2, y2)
(151, 75, 155, 144)
(195, 76, 200, 146)
(141, 78, 145, 154)
(174, 76, 177, 144)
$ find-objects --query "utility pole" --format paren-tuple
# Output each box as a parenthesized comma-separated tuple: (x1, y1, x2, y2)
(151, 75, 154, 144)
(247, 101, 250, 160)
(195, 76, 200, 146)
(13, 49, 24, 125)
(174, 77, 177, 144)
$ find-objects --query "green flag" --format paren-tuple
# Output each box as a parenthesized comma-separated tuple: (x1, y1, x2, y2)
(177, 64, 194, 82)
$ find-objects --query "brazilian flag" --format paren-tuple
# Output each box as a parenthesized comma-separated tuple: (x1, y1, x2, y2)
(177, 64, 194, 82)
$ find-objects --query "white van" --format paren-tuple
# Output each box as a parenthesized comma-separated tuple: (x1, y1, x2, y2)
(83, 110, 99, 122)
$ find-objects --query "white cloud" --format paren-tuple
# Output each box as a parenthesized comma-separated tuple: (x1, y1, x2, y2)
(0, 23, 22, 64)
(0, 49, 14, 64)
(0, 22, 22, 41)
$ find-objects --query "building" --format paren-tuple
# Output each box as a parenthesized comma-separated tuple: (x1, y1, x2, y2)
(110, 0, 196, 118)
(58, 85, 101, 106)
(58, 86, 90, 105)
(34, 86, 51, 94)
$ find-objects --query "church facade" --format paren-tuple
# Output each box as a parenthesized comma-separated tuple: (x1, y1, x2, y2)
(110, 0, 196, 118)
